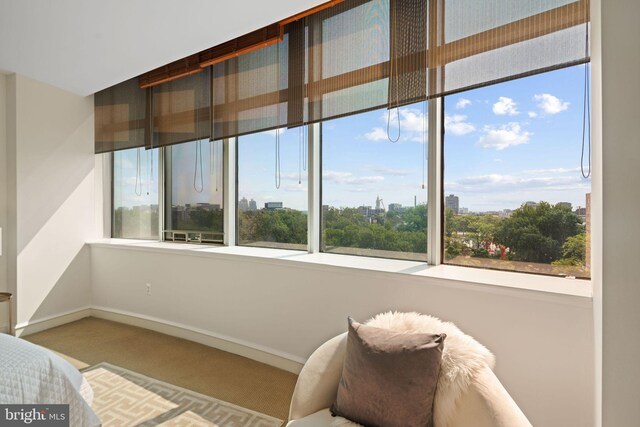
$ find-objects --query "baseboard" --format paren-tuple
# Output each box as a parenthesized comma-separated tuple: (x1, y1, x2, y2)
(15, 307, 92, 337)
(90, 307, 305, 374)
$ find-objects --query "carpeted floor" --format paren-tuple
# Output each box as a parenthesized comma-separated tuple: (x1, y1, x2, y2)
(24, 317, 298, 421)
(84, 363, 282, 426)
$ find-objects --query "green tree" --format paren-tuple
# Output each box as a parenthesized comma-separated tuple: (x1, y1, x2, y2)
(494, 202, 583, 263)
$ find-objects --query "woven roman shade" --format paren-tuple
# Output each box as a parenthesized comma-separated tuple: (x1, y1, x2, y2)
(151, 68, 211, 148)
(94, 0, 590, 151)
(427, 0, 590, 98)
(95, 78, 149, 154)
(211, 30, 290, 141)
(306, 0, 395, 123)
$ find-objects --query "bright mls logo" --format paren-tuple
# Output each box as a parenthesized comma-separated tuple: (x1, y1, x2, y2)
(0, 405, 69, 426)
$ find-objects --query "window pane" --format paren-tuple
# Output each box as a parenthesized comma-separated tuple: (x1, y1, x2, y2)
(165, 139, 224, 243)
(112, 148, 159, 239)
(237, 128, 308, 250)
(443, 65, 591, 279)
(321, 103, 428, 261)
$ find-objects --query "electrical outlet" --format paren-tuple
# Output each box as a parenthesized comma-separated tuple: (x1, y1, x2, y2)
(146, 283, 151, 296)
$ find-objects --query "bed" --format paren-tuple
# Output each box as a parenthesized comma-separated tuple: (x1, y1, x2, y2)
(0, 333, 101, 426)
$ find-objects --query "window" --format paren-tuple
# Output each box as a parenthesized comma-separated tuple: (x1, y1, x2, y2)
(443, 65, 591, 278)
(102, 0, 592, 284)
(321, 104, 428, 261)
(237, 128, 308, 250)
(112, 148, 159, 239)
(164, 139, 224, 243)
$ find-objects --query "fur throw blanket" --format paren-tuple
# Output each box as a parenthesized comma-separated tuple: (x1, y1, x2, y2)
(331, 311, 495, 427)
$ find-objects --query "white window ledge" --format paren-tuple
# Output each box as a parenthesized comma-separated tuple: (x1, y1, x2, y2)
(89, 239, 592, 300)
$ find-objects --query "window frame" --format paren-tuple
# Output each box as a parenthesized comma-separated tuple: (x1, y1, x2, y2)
(107, 73, 591, 282)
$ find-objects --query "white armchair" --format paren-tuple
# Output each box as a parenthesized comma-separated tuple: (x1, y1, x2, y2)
(287, 331, 531, 427)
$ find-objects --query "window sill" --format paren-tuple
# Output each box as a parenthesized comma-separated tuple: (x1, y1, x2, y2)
(88, 239, 592, 300)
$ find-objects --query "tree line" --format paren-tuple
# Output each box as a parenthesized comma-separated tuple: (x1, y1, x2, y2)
(116, 201, 587, 268)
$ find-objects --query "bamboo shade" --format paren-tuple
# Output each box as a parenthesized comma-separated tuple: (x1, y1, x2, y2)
(211, 30, 290, 140)
(151, 68, 211, 148)
(94, 78, 149, 154)
(95, 0, 590, 152)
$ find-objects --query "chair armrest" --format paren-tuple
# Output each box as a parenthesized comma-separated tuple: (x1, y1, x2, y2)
(289, 333, 347, 421)
(448, 366, 532, 427)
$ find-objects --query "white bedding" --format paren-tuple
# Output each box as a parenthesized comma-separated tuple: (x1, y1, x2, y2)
(0, 333, 101, 426)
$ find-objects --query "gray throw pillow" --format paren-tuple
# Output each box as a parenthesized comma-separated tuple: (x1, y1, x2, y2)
(330, 317, 445, 427)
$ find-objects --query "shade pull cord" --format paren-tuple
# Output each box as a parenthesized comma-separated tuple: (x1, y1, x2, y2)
(387, 1, 401, 143)
(194, 140, 204, 193)
(218, 142, 222, 192)
(302, 23, 308, 173)
(134, 147, 143, 196)
(303, 124, 307, 172)
(210, 140, 220, 192)
(580, 14, 591, 179)
(422, 100, 427, 189)
(147, 149, 152, 195)
(275, 129, 281, 189)
(275, 40, 282, 190)
(298, 127, 303, 184)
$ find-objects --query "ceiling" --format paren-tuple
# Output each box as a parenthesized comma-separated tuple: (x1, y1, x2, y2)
(0, 0, 324, 96)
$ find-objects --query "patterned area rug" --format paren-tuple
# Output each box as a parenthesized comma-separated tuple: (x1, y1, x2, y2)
(83, 363, 283, 427)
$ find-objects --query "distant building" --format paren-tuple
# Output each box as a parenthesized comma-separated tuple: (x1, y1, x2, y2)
(264, 202, 283, 210)
(557, 202, 573, 210)
(388, 203, 402, 212)
(357, 205, 372, 217)
(459, 207, 469, 215)
(524, 201, 538, 208)
(249, 199, 257, 211)
(238, 197, 249, 212)
(445, 194, 459, 214)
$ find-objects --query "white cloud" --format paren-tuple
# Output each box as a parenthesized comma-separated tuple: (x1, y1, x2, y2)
(324, 170, 385, 185)
(455, 98, 472, 109)
(363, 127, 388, 141)
(477, 122, 531, 150)
(448, 173, 587, 192)
(524, 167, 582, 174)
(364, 166, 413, 176)
(265, 127, 288, 136)
(492, 96, 519, 116)
(534, 93, 569, 115)
(445, 114, 475, 136)
(387, 108, 426, 133)
(282, 183, 307, 192)
(363, 107, 427, 142)
(528, 111, 538, 118)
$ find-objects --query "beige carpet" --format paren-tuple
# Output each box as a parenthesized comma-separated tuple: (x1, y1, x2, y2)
(84, 363, 283, 427)
(24, 318, 298, 421)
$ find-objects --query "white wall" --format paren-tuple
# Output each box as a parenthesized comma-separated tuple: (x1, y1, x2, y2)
(0, 74, 7, 288)
(92, 246, 594, 427)
(5, 74, 95, 329)
(601, 0, 640, 425)
(0, 73, 8, 331)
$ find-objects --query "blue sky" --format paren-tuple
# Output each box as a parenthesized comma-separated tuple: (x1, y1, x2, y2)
(115, 64, 591, 213)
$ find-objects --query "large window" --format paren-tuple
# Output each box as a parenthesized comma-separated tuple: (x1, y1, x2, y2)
(443, 65, 591, 278)
(104, 0, 592, 283)
(164, 139, 224, 243)
(237, 129, 308, 250)
(112, 148, 159, 239)
(321, 104, 428, 261)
